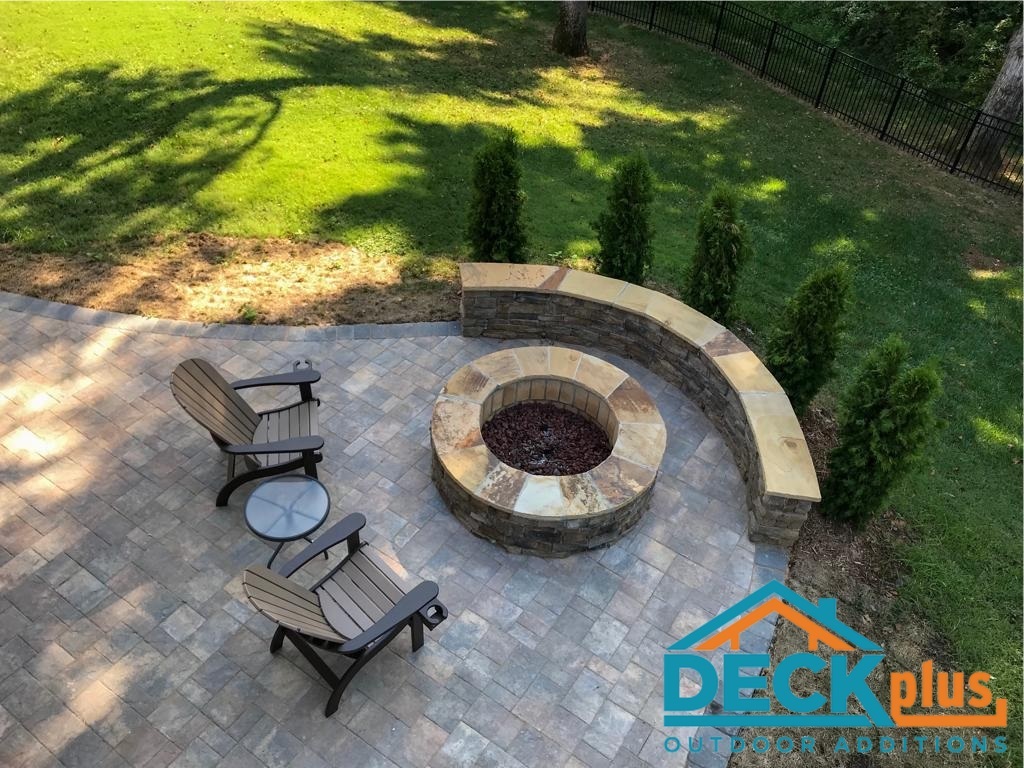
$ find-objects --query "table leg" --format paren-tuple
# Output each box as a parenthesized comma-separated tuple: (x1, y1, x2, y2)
(267, 541, 286, 568)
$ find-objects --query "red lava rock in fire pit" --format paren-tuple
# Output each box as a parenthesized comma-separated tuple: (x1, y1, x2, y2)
(482, 402, 611, 476)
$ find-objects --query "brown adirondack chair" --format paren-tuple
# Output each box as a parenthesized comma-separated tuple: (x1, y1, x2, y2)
(242, 513, 447, 716)
(171, 358, 324, 505)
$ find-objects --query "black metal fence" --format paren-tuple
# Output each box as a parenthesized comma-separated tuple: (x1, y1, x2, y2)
(591, 1, 1023, 195)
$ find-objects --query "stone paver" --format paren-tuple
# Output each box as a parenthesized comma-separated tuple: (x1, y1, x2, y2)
(0, 295, 789, 767)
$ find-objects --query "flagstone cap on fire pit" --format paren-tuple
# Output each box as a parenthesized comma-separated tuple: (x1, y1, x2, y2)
(430, 346, 666, 555)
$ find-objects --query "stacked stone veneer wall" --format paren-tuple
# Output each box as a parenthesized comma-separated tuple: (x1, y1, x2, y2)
(433, 460, 652, 556)
(458, 264, 821, 545)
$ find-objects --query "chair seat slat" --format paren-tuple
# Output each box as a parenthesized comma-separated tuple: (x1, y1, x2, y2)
(342, 560, 394, 614)
(318, 582, 372, 637)
(316, 593, 364, 639)
(319, 577, 378, 630)
(332, 572, 385, 622)
(289, 405, 301, 464)
(349, 550, 407, 604)
(256, 401, 320, 468)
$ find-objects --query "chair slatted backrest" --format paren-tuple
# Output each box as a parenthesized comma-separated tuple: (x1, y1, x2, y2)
(243, 567, 344, 643)
(171, 358, 260, 447)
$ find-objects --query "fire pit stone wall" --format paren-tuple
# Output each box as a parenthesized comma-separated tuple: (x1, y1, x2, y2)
(430, 347, 666, 556)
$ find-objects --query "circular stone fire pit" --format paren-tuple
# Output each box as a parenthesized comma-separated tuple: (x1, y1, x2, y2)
(430, 346, 666, 556)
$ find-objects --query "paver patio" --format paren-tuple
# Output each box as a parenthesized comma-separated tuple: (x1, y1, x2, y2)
(0, 293, 787, 768)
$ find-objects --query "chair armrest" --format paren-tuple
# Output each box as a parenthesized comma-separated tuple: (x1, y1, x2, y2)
(278, 513, 367, 577)
(340, 581, 440, 654)
(223, 436, 324, 455)
(231, 368, 321, 391)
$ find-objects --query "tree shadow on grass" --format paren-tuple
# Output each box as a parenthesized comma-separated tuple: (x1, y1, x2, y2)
(254, 17, 548, 105)
(0, 4, 770, 262)
(385, 1, 552, 36)
(0, 65, 283, 248)
(0, 13, 553, 252)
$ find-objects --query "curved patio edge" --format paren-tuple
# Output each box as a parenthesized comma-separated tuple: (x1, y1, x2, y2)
(457, 262, 821, 546)
(0, 290, 459, 340)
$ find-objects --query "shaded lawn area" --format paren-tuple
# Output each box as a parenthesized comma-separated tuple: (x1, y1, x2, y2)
(1, 1, 1021, 759)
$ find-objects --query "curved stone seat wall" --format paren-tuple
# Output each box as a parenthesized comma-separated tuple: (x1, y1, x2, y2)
(458, 263, 820, 545)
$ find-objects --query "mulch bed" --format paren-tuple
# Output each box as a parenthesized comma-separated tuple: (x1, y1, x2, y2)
(482, 402, 611, 476)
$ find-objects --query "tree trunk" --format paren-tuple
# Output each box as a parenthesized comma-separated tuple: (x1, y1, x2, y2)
(965, 25, 1022, 173)
(552, 1, 589, 58)
(980, 25, 1023, 122)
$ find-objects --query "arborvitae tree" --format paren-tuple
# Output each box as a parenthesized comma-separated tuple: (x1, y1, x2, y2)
(822, 335, 942, 527)
(683, 184, 751, 322)
(766, 262, 852, 413)
(467, 129, 528, 264)
(592, 154, 654, 284)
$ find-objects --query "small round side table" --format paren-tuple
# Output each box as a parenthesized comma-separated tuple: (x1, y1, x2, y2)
(244, 475, 331, 567)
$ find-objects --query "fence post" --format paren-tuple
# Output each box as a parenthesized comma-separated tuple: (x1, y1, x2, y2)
(814, 47, 837, 108)
(711, 1, 726, 50)
(647, 1, 656, 30)
(760, 20, 778, 77)
(879, 77, 906, 140)
(949, 110, 983, 174)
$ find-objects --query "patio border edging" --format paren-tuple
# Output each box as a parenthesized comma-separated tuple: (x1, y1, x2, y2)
(0, 290, 460, 340)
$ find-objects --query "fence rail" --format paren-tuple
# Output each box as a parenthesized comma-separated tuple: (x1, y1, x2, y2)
(591, 1, 1023, 195)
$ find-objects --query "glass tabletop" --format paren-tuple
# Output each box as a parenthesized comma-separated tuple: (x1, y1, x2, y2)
(244, 476, 330, 542)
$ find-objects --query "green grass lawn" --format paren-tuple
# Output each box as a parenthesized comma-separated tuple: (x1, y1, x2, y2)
(1, 1, 1021, 757)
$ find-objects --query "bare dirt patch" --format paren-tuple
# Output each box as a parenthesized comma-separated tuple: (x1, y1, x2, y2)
(961, 245, 1010, 275)
(728, 410, 1004, 768)
(0, 234, 460, 325)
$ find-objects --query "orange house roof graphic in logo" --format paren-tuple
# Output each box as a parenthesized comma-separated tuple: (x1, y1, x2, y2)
(668, 580, 881, 653)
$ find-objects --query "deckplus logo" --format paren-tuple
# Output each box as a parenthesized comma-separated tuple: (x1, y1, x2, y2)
(662, 581, 1007, 757)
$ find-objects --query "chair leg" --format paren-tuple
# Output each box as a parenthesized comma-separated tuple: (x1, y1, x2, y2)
(325, 625, 405, 717)
(215, 459, 313, 506)
(411, 614, 424, 652)
(270, 627, 286, 654)
(302, 451, 319, 479)
(288, 631, 338, 677)
(216, 475, 247, 506)
(325, 652, 372, 717)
